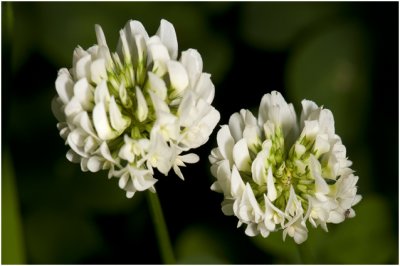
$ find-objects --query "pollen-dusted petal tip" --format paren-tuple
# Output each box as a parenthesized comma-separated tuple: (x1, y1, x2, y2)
(209, 90, 360, 243)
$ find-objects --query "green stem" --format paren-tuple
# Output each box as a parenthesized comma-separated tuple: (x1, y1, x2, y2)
(146, 191, 175, 264)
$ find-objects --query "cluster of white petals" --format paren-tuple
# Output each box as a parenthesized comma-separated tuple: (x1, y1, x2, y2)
(209, 91, 361, 244)
(52, 19, 220, 198)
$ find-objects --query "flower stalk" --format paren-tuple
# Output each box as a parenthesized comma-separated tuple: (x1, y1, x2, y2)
(147, 191, 175, 264)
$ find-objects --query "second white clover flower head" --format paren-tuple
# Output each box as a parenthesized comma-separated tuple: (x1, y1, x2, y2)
(209, 91, 361, 244)
(52, 19, 220, 198)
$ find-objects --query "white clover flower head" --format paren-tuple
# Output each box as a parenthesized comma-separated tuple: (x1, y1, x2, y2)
(209, 91, 361, 244)
(52, 19, 220, 198)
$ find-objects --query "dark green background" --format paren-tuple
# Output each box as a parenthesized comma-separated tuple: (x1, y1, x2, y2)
(2, 2, 398, 264)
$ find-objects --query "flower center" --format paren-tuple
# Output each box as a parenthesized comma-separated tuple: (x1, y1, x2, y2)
(248, 125, 327, 213)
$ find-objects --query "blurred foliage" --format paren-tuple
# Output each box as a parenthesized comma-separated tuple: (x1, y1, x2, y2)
(240, 2, 342, 51)
(2, 2, 398, 264)
(175, 224, 231, 264)
(2, 150, 26, 264)
(286, 19, 372, 143)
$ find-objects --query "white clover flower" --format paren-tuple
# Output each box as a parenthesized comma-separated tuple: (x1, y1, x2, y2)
(52, 19, 220, 198)
(209, 91, 361, 244)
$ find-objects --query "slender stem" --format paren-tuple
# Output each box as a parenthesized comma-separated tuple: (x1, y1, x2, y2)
(146, 191, 175, 264)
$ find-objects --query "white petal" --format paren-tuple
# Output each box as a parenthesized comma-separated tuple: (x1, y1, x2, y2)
(228, 112, 244, 142)
(181, 48, 203, 87)
(84, 136, 97, 153)
(135, 87, 148, 122)
(134, 34, 147, 64)
(119, 142, 134, 163)
(118, 174, 129, 189)
(221, 201, 234, 216)
(319, 109, 335, 136)
(126, 191, 135, 198)
(94, 80, 111, 104)
(93, 102, 116, 140)
(193, 73, 215, 104)
(66, 149, 80, 163)
(258, 91, 297, 138)
(99, 142, 115, 162)
(97, 45, 113, 69)
(285, 186, 301, 216)
(156, 19, 178, 59)
(215, 160, 232, 196)
(294, 143, 307, 157)
(216, 125, 235, 164)
(109, 96, 130, 132)
(75, 54, 91, 80)
(327, 211, 344, 224)
(244, 224, 258, 237)
(245, 183, 263, 219)
(146, 72, 167, 100)
(309, 155, 329, 194)
(167, 61, 189, 96)
(232, 138, 251, 172)
(87, 156, 103, 172)
(314, 134, 330, 157)
(179, 153, 199, 164)
(231, 166, 245, 197)
(64, 97, 83, 118)
(210, 181, 221, 192)
(78, 111, 97, 137)
(122, 20, 148, 66)
(173, 164, 185, 180)
(149, 132, 173, 175)
(132, 170, 157, 191)
(51, 97, 65, 122)
(251, 154, 264, 186)
(266, 168, 277, 201)
(55, 69, 74, 104)
(177, 91, 195, 126)
(302, 120, 320, 140)
(68, 128, 85, 147)
(127, 20, 149, 41)
(119, 83, 132, 107)
(118, 29, 131, 63)
(95, 24, 108, 47)
(300, 99, 318, 127)
(73, 78, 94, 110)
(148, 38, 170, 63)
(90, 58, 107, 85)
(149, 91, 170, 113)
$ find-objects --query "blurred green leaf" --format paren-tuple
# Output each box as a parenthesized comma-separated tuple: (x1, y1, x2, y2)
(286, 20, 372, 143)
(240, 2, 342, 51)
(25, 209, 103, 263)
(318, 194, 397, 264)
(2, 150, 26, 264)
(175, 224, 230, 264)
